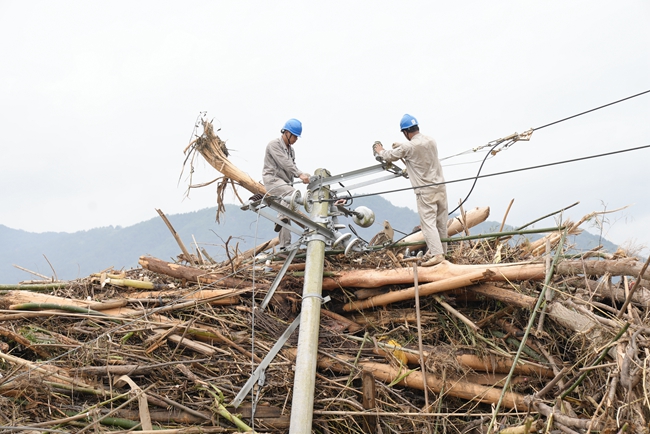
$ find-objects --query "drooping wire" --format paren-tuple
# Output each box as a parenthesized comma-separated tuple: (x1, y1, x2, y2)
(448, 139, 512, 215)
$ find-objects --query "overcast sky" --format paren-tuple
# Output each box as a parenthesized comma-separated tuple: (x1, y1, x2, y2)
(1, 1, 649, 255)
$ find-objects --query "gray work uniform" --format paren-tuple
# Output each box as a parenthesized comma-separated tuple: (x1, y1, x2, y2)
(262, 137, 305, 248)
(379, 132, 448, 255)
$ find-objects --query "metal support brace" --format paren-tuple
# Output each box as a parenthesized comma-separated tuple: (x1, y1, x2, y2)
(230, 296, 331, 409)
(260, 248, 298, 311)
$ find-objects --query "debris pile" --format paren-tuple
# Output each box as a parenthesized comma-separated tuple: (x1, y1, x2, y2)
(2, 213, 650, 433)
(3, 119, 649, 433)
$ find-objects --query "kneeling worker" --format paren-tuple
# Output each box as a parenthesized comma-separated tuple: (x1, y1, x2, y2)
(262, 118, 311, 249)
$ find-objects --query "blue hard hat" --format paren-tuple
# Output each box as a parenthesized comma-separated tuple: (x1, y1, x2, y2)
(282, 118, 302, 137)
(400, 114, 418, 130)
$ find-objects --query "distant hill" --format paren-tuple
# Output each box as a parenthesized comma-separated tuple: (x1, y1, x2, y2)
(0, 196, 617, 283)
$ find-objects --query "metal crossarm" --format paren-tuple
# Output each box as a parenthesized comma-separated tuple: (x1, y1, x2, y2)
(253, 198, 336, 241)
(307, 162, 406, 193)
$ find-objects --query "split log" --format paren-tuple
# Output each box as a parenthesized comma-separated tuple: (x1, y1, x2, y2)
(139, 256, 268, 289)
(285, 349, 527, 410)
(399, 206, 490, 247)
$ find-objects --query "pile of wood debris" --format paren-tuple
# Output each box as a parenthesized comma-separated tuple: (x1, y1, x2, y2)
(2, 207, 650, 434)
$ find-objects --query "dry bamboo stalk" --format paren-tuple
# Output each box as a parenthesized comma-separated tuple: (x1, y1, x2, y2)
(433, 295, 480, 331)
(498, 199, 515, 233)
(126, 288, 239, 306)
(156, 208, 197, 265)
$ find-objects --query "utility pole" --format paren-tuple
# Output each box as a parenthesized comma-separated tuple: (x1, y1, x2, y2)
(289, 168, 330, 434)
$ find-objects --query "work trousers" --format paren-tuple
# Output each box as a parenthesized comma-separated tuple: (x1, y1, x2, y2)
(264, 181, 295, 248)
(415, 187, 448, 256)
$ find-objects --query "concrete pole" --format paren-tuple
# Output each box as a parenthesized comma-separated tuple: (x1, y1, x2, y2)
(289, 168, 330, 434)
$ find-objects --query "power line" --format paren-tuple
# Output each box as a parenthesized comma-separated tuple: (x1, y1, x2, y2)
(338, 144, 650, 202)
(534, 89, 650, 131)
(358, 89, 650, 213)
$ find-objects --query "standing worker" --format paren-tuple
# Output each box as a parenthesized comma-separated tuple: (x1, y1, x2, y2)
(262, 118, 311, 249)
(372, 114, 448, 266)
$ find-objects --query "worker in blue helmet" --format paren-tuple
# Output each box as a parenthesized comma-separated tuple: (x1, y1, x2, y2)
(262, 118, 311, 249)
(372, 114, 448, 266)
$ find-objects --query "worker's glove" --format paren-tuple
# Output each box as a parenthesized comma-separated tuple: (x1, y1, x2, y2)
(373, 141, 383, 161)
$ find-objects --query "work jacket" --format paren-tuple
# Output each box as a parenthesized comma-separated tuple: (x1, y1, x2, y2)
(262, 137, 304, 189)
(379, 132, 445, 192)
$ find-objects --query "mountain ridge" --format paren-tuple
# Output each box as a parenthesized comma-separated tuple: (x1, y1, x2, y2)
(0, 196, 617, 283)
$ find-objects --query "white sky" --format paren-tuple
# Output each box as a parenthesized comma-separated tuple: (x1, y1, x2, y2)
(1, 1, 649, 254)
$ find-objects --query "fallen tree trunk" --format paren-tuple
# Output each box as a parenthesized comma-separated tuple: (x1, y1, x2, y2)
(139, 256, 267, 289)
(285, 349, 527, 410)
(191, 119, 266, 196)
(341, 270, 489, 311)
(323, 261, 546, 290)
(323, 259, 650, 291)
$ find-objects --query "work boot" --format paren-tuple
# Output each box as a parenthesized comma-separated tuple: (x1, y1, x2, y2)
(421, 254, 444, 267)
(274, 218, 289, 233)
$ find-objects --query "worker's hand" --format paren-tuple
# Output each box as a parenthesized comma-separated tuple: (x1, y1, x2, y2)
(333, 199, 347, 206)
(299, 173, 311, 184)
(372, 141, 384, 154)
